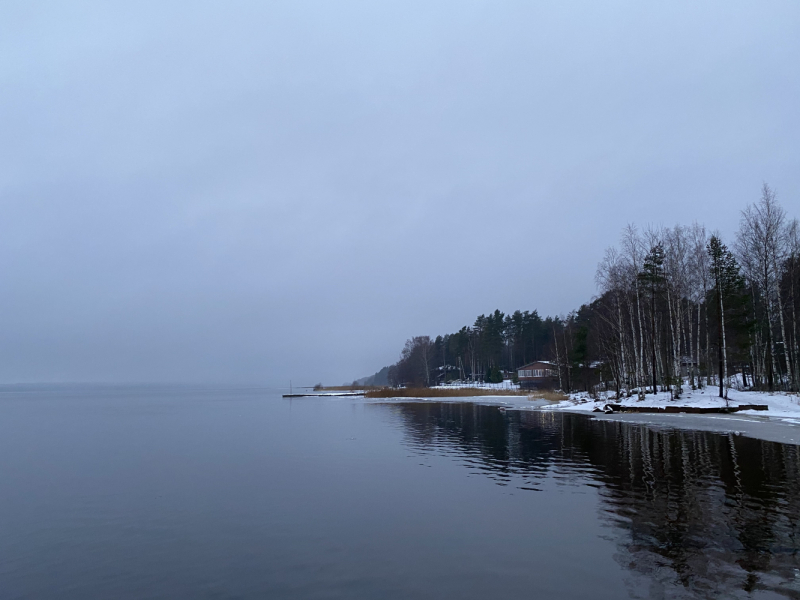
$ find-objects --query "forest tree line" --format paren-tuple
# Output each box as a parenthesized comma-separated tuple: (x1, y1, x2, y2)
(383, 185, 799, 399)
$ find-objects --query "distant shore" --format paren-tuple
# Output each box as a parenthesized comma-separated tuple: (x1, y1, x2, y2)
(364, 386, 531, 398)
(319, 384, 569, 400)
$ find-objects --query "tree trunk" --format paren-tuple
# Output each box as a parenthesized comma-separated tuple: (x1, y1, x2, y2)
(553, 325, 563, 391)
(628, 297, 641, 394)
(717, 282, 729, 402)
(689, 301, 696, 388)
(666, 286, 680, 398)
(651, 287, 658, 394)
(791, 255, 799, 391)
(774, 258, 794, 391)
(696, 302, 702, 388)
(635, 282, 646, 393)
(563, 328, 571, 393)
(705, 300, 711, 386)
(616, 293, 628, 393)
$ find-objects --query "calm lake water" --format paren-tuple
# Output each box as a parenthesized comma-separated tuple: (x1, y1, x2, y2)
(2, 386, 800, 599)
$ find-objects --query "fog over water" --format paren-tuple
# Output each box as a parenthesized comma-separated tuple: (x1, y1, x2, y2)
(1, 2, 798, 384)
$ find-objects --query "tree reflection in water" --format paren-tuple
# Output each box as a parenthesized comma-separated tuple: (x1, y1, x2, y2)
(386, 402, 800, 599)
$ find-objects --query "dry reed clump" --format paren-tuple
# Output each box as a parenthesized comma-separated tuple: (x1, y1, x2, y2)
(364, 387, 529, 398)
(526, 390, 569, 402)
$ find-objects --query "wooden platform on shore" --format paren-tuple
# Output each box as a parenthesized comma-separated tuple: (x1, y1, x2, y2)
(598, 403, 768, 414)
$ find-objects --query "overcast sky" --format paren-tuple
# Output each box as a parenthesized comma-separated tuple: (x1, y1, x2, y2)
(1, 1, 798, 385)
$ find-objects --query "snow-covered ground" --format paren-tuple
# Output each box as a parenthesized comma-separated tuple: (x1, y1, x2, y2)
(363, 384, 800, 421)
(543, 387, 800, 421)
(436, 380, 520, 390)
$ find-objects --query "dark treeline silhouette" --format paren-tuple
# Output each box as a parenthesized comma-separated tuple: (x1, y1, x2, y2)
(387, 310, 562, 388)
(384, 185, 799, 398)
(390, 402, 800, 597)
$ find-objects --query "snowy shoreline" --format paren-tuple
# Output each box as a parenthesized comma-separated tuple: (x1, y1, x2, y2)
(546, 387, 800, 419)
(361, 387, 800, 446)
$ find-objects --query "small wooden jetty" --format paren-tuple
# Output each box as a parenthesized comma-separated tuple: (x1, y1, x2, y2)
(597, 403, 768, 415)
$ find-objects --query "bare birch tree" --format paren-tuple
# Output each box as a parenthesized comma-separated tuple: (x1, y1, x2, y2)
(736, 184, 789, 390)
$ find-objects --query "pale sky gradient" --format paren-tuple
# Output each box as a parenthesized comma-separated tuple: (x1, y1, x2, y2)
(1, 1, 798, 385)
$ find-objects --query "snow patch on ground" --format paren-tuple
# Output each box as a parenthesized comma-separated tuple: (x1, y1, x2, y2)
(436, 380, 520, 390)
(543, 387, 800, 421)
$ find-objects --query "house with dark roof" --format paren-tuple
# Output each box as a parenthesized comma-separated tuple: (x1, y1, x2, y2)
(516, 361, 559, 389)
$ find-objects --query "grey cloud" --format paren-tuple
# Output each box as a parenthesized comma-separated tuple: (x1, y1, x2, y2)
(1, 1, 798, 384)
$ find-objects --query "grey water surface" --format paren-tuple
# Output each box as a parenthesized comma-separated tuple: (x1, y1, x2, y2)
(2, 386, 800, 599)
